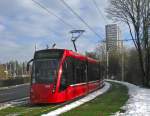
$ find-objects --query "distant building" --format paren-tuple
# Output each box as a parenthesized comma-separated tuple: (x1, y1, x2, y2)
(105, 24, 122, 53)
(0, 64, 7, 79)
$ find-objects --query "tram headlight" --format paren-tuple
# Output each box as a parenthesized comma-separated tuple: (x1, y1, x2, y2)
(52, 84, 56, 93)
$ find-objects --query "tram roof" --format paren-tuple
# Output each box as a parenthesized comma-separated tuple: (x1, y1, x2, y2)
(35, 48, 100, 63)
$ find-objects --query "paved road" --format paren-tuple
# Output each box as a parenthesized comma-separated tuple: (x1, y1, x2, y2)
(0, 84, 30, 103)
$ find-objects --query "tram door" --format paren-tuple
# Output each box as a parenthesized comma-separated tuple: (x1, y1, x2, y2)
(61, 57, 75, 99)
(74, 59, 88, 96)
(60, 61, 68, 92)
(85, 60, 89, 94)
(61, 57, 88, 99)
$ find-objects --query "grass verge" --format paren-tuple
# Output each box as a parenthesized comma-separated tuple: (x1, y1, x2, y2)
(61, 82, 129, 116)
(0, 103, 60, 116)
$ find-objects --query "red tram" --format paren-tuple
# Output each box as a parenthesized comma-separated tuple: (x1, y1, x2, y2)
(28, 49, 104, 104)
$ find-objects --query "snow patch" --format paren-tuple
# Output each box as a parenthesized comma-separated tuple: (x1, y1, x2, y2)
(107, 79, 150, 116)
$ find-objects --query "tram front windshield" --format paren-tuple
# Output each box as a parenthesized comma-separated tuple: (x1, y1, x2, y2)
(32, 50, 63, 84)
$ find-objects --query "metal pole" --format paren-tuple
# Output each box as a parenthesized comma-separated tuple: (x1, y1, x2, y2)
(22, 63, 24, 77)
(105, 38, 109, 79)
(5, 63, 8, 79)
(72, 39, 77, 52)
(35, 44, 37, 52)
(121, 52, 124, 81)
(121, 41, 124, 81)
(14, 62, 16, 78)
(106, 51, 109, 79)
(10, 63, 12, 77)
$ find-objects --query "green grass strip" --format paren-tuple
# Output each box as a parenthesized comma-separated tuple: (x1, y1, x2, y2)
(0, 103, 59, 116)
(61, 82, 129, 116)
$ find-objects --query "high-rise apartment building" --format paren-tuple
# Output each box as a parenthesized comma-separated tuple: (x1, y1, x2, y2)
(105, 24, 122, 52)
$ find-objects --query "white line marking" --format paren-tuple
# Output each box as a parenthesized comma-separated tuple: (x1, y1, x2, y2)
(69, 80, 100, 87)
(0, 92, 16, 96)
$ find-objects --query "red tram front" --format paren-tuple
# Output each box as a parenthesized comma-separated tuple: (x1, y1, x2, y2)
(28, 49, 104, 104)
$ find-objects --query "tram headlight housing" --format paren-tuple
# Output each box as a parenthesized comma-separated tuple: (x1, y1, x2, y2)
(52, 84, 56, 93)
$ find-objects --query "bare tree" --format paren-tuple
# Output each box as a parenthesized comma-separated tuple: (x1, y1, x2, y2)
(107, 0, 150, 86)
(95, 43, 106, 61)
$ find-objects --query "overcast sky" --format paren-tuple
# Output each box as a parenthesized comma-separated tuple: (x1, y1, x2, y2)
(0, 0, 132, 63)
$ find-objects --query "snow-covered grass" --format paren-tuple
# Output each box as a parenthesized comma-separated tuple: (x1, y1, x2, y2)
(107, 79, 150, 116)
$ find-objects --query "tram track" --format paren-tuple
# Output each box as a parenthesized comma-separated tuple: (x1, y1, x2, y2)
(0, 97, 81, 116)
(0, 97, 29, 110)
(0, 91, 96, 115)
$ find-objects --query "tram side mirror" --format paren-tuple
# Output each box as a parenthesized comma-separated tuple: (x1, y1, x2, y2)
(27, 59, 33, 72)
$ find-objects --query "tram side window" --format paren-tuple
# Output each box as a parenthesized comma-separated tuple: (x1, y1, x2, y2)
(101, 64, 105, 79)
(75, 60, 81, 83)
(63, 58, 86, 85)
(60, 61, 68, 91)
(81, 61, 86, 82)
(92, 64, 96, 81)
(87, 62, 90, 81)
(75, 60, 86, 84)
(93, 64, 98, 80)
(88, 63, 93, 81)
(98, 63, 101, 80)
(99, 63, 101, 80)
(65, 57, 74, 85)
(96, 64, 100, 80)
(92, 64, 95, 81)
(88, 63, 99, 81)
(94, 64, 99, 80)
